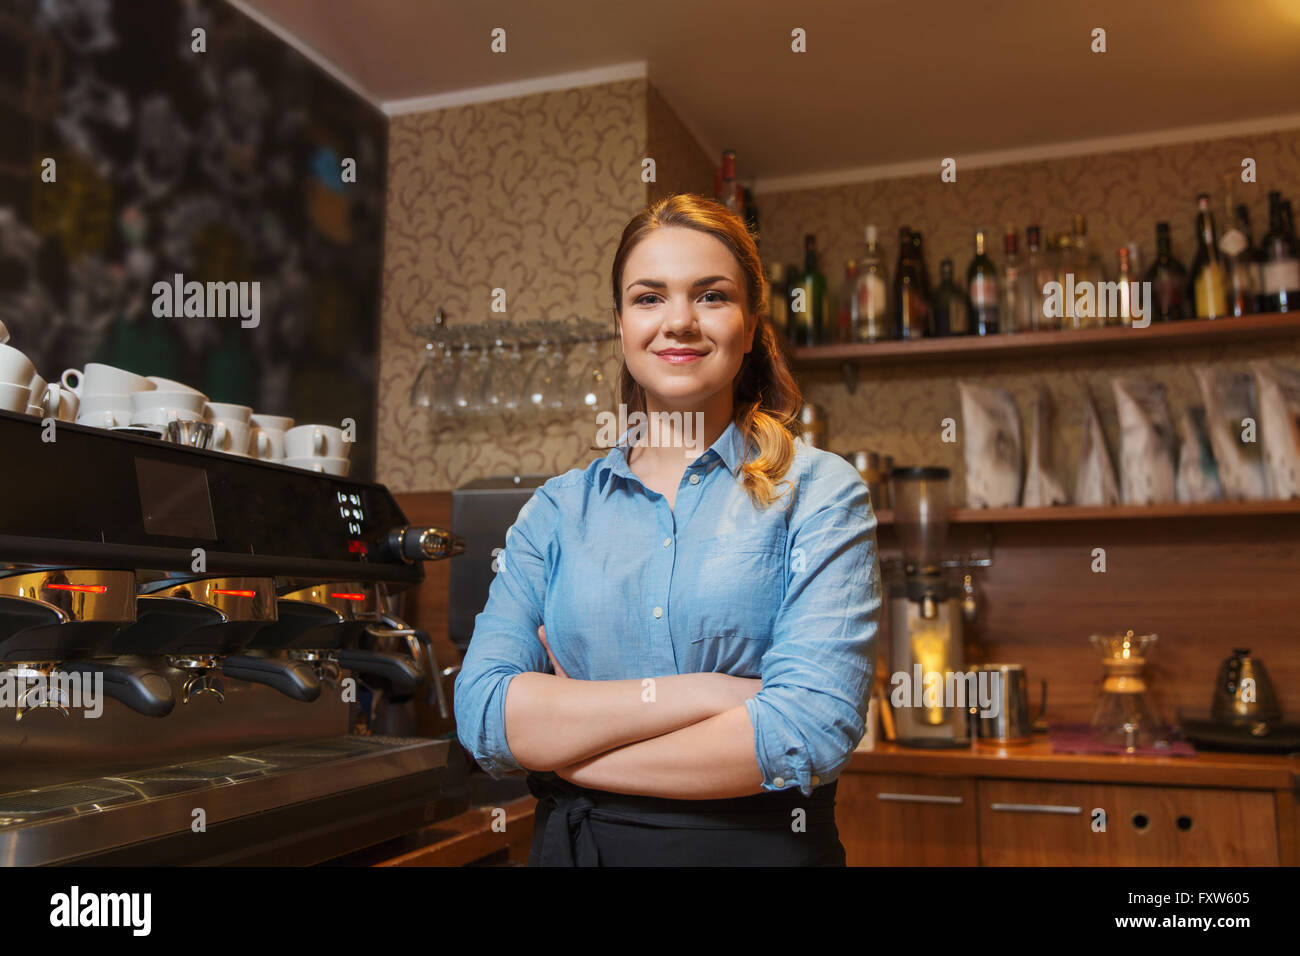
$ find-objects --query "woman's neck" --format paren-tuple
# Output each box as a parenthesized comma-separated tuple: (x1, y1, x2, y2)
(628, 390, 733, 470)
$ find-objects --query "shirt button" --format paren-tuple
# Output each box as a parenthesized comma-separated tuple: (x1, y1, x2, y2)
(812, 775, 821, 786)
(662, 537, 672, 548)
(773, 777, 785, 788)
(688, 474, 700, 485)
(653, 606, 663, 619)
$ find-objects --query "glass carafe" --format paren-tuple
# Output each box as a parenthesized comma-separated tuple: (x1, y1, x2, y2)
(1089, 630, 1164, 752)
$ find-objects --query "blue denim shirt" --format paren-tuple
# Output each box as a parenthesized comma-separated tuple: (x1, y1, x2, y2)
(453, 420, 881, 797)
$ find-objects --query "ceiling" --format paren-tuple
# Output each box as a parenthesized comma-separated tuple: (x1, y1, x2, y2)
(233, 0, 1300, 187)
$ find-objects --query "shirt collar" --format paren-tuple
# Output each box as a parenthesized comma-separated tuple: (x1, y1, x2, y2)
(595, 419, 749, 497)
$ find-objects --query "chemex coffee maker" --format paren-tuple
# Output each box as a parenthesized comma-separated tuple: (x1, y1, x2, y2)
(0, 408, 465, 864)
(886, 466, 979, 748)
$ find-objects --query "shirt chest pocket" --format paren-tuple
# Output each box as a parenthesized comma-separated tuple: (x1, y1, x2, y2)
(687, 529, 787, 674)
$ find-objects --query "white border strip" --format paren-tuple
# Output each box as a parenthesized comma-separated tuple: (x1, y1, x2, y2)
(223, 0, 379, 105)
(754, 113, 1300, 194)
(382, 61, 648, 116)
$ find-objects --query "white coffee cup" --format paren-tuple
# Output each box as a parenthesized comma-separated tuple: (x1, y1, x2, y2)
(210, 419, 252, 456)
(0, 343, 35, 388)
(285, 424, 350, 459)
(132, 389, 206, 416)
(1, 380, 34, 412)
(62, 363, 155, 398)
(77, 394, 133, 428)
(130, 405, 203, 428)
(147, 376, 206, 395)
(27, 373, 46, 412)
(45, 383, 80, 422)
(283, 455, 350, 476)
(250, 413, 294, 460)
(205, 402, 253, 425)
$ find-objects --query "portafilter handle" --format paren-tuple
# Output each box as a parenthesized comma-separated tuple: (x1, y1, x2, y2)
(368, 614, 450, 718)
(386, 525, 466, 563)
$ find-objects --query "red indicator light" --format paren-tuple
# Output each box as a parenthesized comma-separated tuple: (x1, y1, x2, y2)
(330, 592, 366, 601)
(347, 540, 368, 555)
(213, 588, 257, 598)
(46, 583, 108, 594)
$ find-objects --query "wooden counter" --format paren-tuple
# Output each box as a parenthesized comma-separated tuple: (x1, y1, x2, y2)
(849, 737, 1300, 790)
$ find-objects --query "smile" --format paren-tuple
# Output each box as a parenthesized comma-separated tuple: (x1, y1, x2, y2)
(655, 350, 706, 364)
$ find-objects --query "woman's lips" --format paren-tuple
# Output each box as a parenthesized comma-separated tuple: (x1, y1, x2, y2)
(655, 350, 706, 364)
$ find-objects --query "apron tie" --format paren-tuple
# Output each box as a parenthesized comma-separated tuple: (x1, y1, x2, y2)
(527, 773, 601, 866)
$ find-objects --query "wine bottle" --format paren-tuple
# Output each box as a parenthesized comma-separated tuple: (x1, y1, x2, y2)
(1116, 245, 1137, 326)
(1218, 188, 1255, 317)
(855, 225, 892, 341)
(1261, 191, 1300, 313)
(894, 227, 928, 339)
(967, 229, 1000, 335)
(1189, 193, 1230, 319)
(1026, 225, 1055, 330)
(795, 234, 827, 344)
(999, 227, 1030, 333)
(837, 260, 856, 343)
(931, 258, 970, 336)
(1143, 222, 1188, 321)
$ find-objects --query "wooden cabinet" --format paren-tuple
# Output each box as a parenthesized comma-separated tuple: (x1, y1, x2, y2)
(836, 772, 977, 865)
(977, 779, 1279, 866)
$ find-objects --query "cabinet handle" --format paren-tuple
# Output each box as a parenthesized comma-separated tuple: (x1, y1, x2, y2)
(876, 792, 963, 805)
(991, 802, 1082, 815)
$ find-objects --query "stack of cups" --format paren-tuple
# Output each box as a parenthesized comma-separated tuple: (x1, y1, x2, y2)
(204, 402, 254, 456)
(250, 414, 295, 462)
(64, 364, 155, 428)
(284, 424, 351, 476)
(0, 321, 73, 420)
(128, 377, 209, 434)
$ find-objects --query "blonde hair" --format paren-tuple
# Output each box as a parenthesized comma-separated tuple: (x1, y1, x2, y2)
(609, 194, 803, 508)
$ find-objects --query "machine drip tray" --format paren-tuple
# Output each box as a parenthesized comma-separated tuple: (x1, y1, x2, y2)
(0, 735, 449, 865)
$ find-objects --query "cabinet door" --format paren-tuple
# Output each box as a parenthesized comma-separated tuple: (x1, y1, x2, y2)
(978, 780, 1279, 866)
(837, 772, 978, 866)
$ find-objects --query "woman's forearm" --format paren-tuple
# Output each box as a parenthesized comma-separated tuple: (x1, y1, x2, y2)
(504, 672, 759, 771)
(556, 705, 764, 799)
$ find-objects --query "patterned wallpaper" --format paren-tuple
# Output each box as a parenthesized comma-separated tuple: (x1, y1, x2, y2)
(379, 78, 713, 492)
(759, 127, 1300, 504)
(381, 85, 1300, 499)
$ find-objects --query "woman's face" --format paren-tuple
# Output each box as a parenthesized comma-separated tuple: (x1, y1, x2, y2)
(618, 226, 755, 412)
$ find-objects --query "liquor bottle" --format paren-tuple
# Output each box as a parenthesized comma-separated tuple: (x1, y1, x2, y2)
(1260, 191, 1300, 313)
(911, 231, 933, 303)
(719, 150, 740, 214)
(1143, 222, 1188, 321)
(1072, 215, 1108, 326)
(1116, 246, 1137, 326)
(894, 227, 928, 339)
(793, 234, 827, 343)
(1188, 193, 1230, 319)
(931, 258, 970, 336)
(854, 225, 892, 341)
(784, 261, 803, 344)
(999, 227, 1030, 333)
(967, 229, 1000, 335)
(837, 260, 857, 343)
(1026, 225, 1055, 330)
(1218, 192, 1255, 317)
(1236, 204, 1265, 313)
(767, 262, 788, 335)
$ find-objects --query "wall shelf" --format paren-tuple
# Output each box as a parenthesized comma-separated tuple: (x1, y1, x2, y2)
(789, 311, 1300, 370)
(873, 499, 1300, 526)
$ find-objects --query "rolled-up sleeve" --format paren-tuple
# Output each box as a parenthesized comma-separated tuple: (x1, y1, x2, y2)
(745, 468, 881, 796)
(452, 487, 556, 778)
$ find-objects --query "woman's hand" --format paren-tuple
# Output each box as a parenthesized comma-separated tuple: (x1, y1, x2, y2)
(537, 624, 568, 678)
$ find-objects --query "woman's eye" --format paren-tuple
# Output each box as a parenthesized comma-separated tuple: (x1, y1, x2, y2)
(634, 293, 660, 306)
(700, 290, 727, 303)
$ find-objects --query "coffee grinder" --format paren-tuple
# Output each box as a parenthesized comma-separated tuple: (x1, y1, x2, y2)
(887, 466, 971, 748)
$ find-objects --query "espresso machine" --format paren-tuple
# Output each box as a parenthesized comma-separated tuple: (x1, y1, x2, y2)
(886, 466, 972, 748)
(0, 408, 465, 864)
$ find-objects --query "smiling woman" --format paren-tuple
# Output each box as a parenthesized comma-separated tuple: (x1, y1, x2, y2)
(452, 194, 882, 867)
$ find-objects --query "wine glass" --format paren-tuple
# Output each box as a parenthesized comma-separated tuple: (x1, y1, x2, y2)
(547, 340, 569, 411)
(449, 342, 476, 416)
(477, 339, 507, 415)
(501, 342, 523, 411)
(569, 339, 608, 413)
(409, 342, 437, 409)
(520, 340, 556, 412)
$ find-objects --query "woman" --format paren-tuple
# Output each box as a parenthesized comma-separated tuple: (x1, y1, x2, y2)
(454, 194, 881, 866)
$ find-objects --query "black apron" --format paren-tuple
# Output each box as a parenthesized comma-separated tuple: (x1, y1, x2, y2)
(525, 772, 846, 867)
